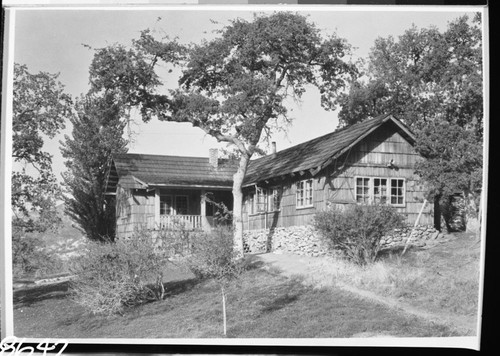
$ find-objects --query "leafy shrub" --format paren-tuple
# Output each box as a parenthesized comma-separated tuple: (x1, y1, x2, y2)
(155, 222, 204, 257)
(314, 204, 404, 265)
(70, 229, 173, 316)
(187, 227, 242, 281)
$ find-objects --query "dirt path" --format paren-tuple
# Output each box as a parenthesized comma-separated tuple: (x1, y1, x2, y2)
(254, 252, 477, 336)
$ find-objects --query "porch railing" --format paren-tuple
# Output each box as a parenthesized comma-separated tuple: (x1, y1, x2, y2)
(159, 214, 210, 230)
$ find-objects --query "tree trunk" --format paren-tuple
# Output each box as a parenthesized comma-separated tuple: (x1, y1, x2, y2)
(232, 154, 250, 257)
(464, 191, 481, 234)
(221, 285, 227, 336)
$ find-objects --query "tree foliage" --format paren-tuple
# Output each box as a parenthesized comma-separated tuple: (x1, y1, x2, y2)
(87, 12, 357, 252)
(60, 93, 128, 242)
(336, 14, 483, 223)
(338, 15, 482, 131)
(12, 63, 73, 234)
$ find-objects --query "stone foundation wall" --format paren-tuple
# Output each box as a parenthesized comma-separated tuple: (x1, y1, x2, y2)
(243, 224, 443, 257)
(381, 225, 442, 248)
(243, 225, 332, 257)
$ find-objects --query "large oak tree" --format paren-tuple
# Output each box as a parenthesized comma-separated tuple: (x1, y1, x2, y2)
(336, 14, 483, 231)
(12, 63, 72, 235)
(11, 64, 73, 274)
(88, 12, 357, 253)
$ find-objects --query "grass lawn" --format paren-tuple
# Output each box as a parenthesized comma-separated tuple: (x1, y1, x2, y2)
(332, 232, 480, 319)
(14, 266, 457, 339)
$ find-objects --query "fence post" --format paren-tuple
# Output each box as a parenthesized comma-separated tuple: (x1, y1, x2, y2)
(402, 199, 427, 256)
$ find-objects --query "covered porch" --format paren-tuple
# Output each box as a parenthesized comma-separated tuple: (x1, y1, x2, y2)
(151, 187, 233, 232)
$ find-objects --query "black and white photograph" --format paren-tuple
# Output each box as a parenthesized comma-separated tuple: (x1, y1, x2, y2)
(0, 0, 488, 351)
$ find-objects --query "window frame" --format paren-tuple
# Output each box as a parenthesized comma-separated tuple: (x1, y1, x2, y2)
(268, 187, 282, 212)
(254, 187, 267, 214)
(174, 195, 189, 215)
(160, 194, 173, 215)
(389, 178, 406, 207)
(354, 176, 406, 207)
(296, 179, 314, 209)
(159, 193, 190, 215)
(248, 186, 283, 215)
(355, 177, 371, 204)
(373, 178, 388, 205)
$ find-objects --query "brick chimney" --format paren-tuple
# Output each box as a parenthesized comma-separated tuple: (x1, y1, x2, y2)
(271, 142, 277, 155)
(209, 148, 218, 168)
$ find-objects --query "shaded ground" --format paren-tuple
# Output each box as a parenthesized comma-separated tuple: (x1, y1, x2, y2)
(13, 266, 456, 339)
(12, 232, 480, 339)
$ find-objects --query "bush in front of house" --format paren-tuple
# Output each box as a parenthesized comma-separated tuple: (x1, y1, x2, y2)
(187, 227, 242, 281)
(70, 229, 172, 316)
(314, 204, 404, 265)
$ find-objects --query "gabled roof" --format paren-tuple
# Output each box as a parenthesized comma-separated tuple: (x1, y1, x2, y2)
(105, 114, 416, 193)
(105, 153, 238, 193)
(243, 114, 415, 186)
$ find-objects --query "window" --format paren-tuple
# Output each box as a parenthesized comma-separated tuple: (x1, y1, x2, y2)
(160, 195, 173, 215)
(248, 194, 254, 215)
(249, 187, 282, 214)
(160, 194, 189, 215)
(373, 178, 388, 204)
(355, 177, 405, 206)
(268, 187, 282, 211)
(356, 177, 370, 203)
(175, 195, 188, 215)
(296, 179, 313, 208)
(255, 187, 267, 213)
(390, 179, 405, 205)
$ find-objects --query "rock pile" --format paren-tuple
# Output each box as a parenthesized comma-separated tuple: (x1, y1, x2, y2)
(243, 225, 331, 256)
(381, 225, 443, 249)
(243, 224, 444, 256)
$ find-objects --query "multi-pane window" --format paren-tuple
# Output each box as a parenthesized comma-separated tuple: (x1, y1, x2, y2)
(175, 195, 188, 215)
(373, 178, 388, 204)
(248, 194, 254, 215)
(249, 187, 282, 214)
(356, 177, 370, 203)
(355, 177, 405, 206)
(160, 194, 188, 215)
(296, 179, 313, 208)
(254, 187, 267, 213)
(248, 194, 255, 215)
(160, 195, 173, 215)
(268, 188, 282, 211)
(390, 179, 405, 205)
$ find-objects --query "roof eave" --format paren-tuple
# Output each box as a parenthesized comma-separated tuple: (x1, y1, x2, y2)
(243, 114, 416, 186)
(147, 183, 234, 190)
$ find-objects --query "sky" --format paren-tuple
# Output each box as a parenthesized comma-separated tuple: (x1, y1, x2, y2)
(11, 5, 482, 181)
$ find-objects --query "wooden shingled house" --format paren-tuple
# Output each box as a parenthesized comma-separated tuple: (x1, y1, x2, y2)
(105, 149, 237, 238)
(241, 113, 434, 231)
(105, 114, 434, 239)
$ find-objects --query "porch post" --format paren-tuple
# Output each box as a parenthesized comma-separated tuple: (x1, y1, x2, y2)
(155, 188, 160, 229)
(200, 189, 208, 231)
